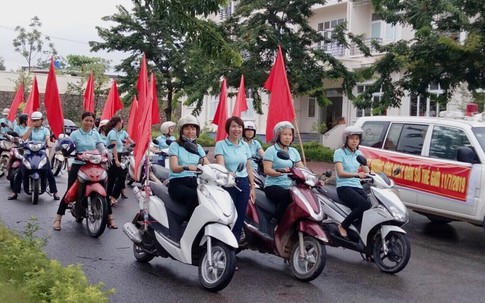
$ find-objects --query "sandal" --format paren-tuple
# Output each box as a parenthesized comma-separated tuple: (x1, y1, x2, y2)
(53, 219, 61, 231)
(121, 189, 128, 199)
(8, 193, 18, 200)
(53, 193, 60, 200)
(107, 218, 118, 229)
(338, 224, 348, 238)
(110, 197, 117, 207)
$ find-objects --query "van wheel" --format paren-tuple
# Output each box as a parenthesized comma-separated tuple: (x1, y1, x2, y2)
(425, 214, 452, 224)
(482, 216, 485, 233)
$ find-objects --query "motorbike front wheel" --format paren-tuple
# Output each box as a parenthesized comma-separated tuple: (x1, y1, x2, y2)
(373, 231, 411, 274)
(86, 193, 108, 238)
(52, 157, 63, 176)
(31, 179, 39, 205)
(0, 155, 8, 178)
(198, 240, 236, 292)
(289, 236, 326, 282)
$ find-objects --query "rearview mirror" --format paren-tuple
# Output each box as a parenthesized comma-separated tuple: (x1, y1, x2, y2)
(107, 143, 115, 149)
(356, 155, 368, 166)
(276, 150, 290, 161)
(236, 163, 245, 172)
(184, 142, 200, 156)
(152, 139, 159, 145)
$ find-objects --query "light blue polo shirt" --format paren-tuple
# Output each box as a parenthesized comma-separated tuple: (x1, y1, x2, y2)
(70, 128, 104, 164)
(107, 129, 130, 152)
(29, 126, 50, 142)
(214, 138, 251, 178)
(168, 141, 207, 179)
(333, 147, 364, 189)
(263, 144, 301, 189)
(247, 139, 263, 170)
(155, 134, 176, 149)
(14, 125, 28, 136)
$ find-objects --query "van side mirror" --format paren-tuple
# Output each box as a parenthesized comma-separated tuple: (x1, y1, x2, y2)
(456, 146, 476, 164)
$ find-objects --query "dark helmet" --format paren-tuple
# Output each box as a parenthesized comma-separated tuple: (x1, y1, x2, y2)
(56, 137, 76, 156)
(95, 118, 101, 128)
(18, 114, 28, 125)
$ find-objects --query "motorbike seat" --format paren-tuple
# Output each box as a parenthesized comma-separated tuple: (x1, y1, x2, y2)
(149, 182, 189, 218)
(254, 189, 276, 215)
(321, 185, 351, 214)
(151, 164, 169, 181)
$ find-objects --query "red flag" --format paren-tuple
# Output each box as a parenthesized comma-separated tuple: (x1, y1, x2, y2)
(131, 54, 148, 144)
(212, 78, 228, 141)
(263, 45, 295, 143)
(149, 73, 161, 125)
(127, 96, 138, 138)
(83, 71, 95, 112)
(44, 57, 64, 137)
(100, 80, 123, 120)
(23, 76, 40, 121)
(232, 74, 248, 117)
(8, 83, 24, 122)
(133, 83, 153, 182)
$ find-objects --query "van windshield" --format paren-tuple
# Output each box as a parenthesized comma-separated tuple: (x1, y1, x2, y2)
(472, 127, 485, 153)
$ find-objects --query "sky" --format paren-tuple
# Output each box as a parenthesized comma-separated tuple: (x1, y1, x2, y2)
(0, 0, 133, 71)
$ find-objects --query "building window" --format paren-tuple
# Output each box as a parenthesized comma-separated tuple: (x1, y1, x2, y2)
(355, 84, 380, 117)
(317, 18, 346, 57)
(308, 97, 316, 117)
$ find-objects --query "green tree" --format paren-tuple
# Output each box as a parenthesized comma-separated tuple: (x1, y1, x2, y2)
(184, 0, 368, 114)
(12, 16, 57, 72)
(64, 55, 112, 115)
(90, 0, 241, 121)
(355, 0, 485, 111)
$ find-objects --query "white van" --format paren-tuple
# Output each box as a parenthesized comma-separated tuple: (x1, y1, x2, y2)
(354, 115, 485, 231)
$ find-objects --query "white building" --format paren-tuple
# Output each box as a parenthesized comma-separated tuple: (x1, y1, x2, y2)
(183, 0, 451, 141)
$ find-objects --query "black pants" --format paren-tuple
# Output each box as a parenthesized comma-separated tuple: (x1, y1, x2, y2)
(13, 161, 57, 194)
(56, 163, 113, 216)
(337, 186, 371, 229)
(168, 177, 198, 219)
(264, 185, 292, 223)
(107, 156, 127, 199)
(225, 177, 250, 241)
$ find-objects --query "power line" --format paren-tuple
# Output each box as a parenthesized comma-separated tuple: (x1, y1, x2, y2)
(0, 24, 89, 45)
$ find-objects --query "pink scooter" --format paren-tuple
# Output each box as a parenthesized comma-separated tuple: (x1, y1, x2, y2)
(240, 151, 328, 281)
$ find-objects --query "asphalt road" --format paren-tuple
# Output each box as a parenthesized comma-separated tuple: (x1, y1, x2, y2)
(0, 172, 484, 303)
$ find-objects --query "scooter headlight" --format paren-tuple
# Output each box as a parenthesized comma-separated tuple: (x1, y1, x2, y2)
(380, 198, 408, 222)
(22, 157, 31, 170)
(210, 167, 235, 187)
(301, 169, 318, 187)
(27, 143, 43, 152)
(38, 156, 48, 168)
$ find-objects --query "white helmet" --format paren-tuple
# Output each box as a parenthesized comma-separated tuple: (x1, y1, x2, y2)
(2, 108, 9, 116)
(243, 121, 256, 139)
(177, 115, 200, 137)
(160, 121, 176, 135)
(31, 111, 43, 120)
(58, 133, 67, 140)
(99, 119, 109, 128)
(273, 121, 295, 144)
(342, 125, 363, 146)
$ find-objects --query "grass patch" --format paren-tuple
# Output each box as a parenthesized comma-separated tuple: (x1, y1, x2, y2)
(0, 218, 113, 303)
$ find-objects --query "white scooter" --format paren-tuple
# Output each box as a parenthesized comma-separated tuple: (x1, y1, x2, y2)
(126, 140, 170, 185)
(316, 155, 411, 274)
(123, 142, 239, 292)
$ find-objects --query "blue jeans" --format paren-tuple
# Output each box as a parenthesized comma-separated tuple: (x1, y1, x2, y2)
(225, 177, 250, 241)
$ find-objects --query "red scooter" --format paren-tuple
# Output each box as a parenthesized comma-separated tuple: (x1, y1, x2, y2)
(240, 151, 328, 281)
(63, 144, 110, 238)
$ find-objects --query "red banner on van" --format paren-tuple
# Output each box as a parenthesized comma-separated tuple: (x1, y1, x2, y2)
(360, 147, 471, 201)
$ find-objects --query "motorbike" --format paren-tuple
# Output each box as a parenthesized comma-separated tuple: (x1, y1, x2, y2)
(19, 140, 51, 204)
(239, 150, 328, 282)
(5, 132, 23, 190)
(126, 140, 170, 185)
(123, 142, 239, 292)
(316, 155, 411, 274)
(63, 147, 111, 238)
(0, 133, 15, 178)
(51, 136, 72, 176)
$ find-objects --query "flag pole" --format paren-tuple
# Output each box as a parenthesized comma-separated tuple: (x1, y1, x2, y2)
(293, 118, 307, 167)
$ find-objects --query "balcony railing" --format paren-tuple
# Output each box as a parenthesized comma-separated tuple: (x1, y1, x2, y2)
(350, 38, 382, 56)
(315, 42, 346, 57)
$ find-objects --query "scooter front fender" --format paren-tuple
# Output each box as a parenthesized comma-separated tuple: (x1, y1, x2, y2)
(298, 220, 328, 243)
(84, 183, 106, 197)
(32, 172, 40, 180)
(200, 223, 238, 249)
(54, 153, 65, 162)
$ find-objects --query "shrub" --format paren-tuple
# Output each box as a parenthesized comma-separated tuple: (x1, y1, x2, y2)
(0, 218, 113, 303)
(261, 141, 334, 162)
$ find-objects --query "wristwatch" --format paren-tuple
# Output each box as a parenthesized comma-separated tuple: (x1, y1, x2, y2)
(183, 166, 189, 171)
